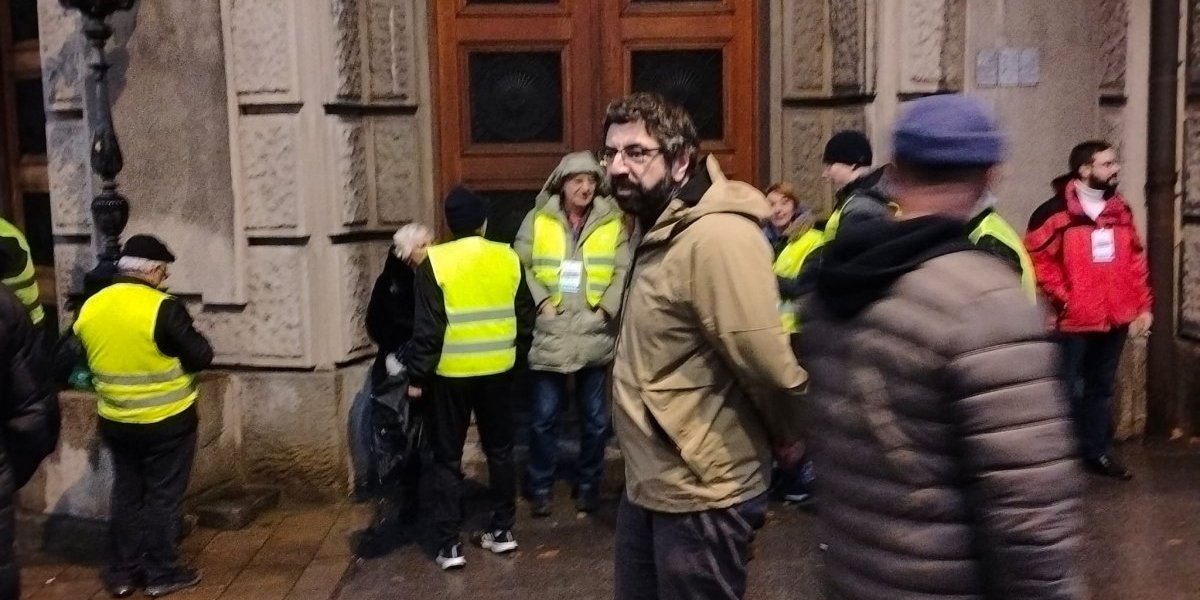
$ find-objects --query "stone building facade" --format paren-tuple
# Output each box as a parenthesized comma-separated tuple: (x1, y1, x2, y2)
(13, 0, 1195, 523)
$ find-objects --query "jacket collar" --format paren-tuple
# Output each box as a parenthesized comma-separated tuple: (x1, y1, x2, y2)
(1061, 179, 1130, 225)
(113, 275, 157, 289)
(639, 155, 768, 249)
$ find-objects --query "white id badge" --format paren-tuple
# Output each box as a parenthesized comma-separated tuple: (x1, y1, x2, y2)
(1091, 229, 1115, 263)
(559, 260, 584, 294)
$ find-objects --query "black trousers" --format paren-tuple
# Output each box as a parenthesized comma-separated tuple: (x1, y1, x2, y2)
(101, 419, 197, 585)
(1060, 327, 1129, 460)
(614, 492, 768, 600)
(0, 498, 17, 600)
(428, 373, 515, 547)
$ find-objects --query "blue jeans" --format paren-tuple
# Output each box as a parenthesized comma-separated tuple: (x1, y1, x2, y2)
(526, 367, 610, 497)
(1060, 327, 1128, 460)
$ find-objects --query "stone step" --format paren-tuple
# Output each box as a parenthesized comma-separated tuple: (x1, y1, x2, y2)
(194, 484, 282, 530)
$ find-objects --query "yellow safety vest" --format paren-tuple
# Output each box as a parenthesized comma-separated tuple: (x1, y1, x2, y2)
(530, 212, 621, 308)
(427, 237, 521, 378)
(773, 229, 825, 333)
(968, 210, 1038, 299)
(74, 283, 197, 424)
(0, 219, 43, 325)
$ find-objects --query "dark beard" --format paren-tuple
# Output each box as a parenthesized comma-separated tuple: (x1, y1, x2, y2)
(612, 175, 676, 232)
(1086, 173, 1117, 192)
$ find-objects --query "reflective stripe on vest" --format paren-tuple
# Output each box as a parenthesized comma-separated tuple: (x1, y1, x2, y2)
(968, 211, 1038, 300)
(530, 212, 621, 307)
(427, 237, 521, 377)
(0, 219, 43, 325)
(73, 283, 197, 424)
(773, 229, 825, 334)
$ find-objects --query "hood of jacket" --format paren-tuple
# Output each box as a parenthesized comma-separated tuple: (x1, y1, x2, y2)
(536, 151, 608, 209)
(641, 155, 770, 248)
(817, 215, 976, 319)
(533, 151, 619, 228)
(834, 164, 890, 207)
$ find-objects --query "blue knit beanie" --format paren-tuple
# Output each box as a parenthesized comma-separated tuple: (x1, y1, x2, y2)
(892, 94, 1006, 166)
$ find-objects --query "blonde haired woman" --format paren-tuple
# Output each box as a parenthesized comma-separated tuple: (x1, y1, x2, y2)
(350, 222, 434, 557)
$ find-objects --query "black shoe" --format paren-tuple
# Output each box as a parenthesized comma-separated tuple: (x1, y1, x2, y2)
(436, 542, 466, 570)
(352, 524, 398, 558)
(530, 494, 553, 518)
(574, 487, 600, 514)
(144, 567, 201, 598)
(104, 582, 137, 598)
(1085, 454, 1133, 480)
(103, 569, 143, 598)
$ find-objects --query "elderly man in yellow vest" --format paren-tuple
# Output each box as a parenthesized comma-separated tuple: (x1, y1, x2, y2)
(74, 235, 213, 598)
(514, 151, 629, 518)
(0, 217, 44, 327)
(406, 186, 527, 571)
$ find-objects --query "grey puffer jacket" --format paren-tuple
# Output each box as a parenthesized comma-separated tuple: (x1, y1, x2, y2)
(515, 152, 631, 373)
(799, 216, 1084, 600)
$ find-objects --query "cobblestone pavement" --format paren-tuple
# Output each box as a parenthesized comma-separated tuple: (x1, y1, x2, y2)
(18, 504, 370, 600)
(16, 443, 1199, 600)
(336, 443, 1200, 600)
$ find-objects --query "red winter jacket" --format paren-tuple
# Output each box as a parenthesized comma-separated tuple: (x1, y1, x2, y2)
(1024, 177, 1152, 333)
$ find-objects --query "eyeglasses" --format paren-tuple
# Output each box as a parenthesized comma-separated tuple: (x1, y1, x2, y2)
(600, 145, 663, 167)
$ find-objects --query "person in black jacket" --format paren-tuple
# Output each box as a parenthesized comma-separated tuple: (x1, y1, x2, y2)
(0, 247, 59, 600)
(350, 222, 433, 557)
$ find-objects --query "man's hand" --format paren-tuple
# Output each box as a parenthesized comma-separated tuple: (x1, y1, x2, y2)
(407, 385, 423, 399)
(1130, 311, 1153, 337)
(538, 301, 558, 318)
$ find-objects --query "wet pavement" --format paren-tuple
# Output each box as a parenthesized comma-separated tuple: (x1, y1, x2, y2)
(335, 443, 1200, 600)
(19, 504, 371, 600)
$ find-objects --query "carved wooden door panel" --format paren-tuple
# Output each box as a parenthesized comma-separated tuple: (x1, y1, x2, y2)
(433, 0, 759, 242)
(599, 0, 759, 183)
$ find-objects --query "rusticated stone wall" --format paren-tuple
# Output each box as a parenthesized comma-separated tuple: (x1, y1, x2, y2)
(33, 0, 436, 506)
(1180, 0, 1200, 433)
(771, 0, 967, 211)
(38, 0, 434, 369)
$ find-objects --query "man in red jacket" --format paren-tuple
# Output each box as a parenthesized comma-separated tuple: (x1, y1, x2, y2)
(1025, 140, 1152, 480)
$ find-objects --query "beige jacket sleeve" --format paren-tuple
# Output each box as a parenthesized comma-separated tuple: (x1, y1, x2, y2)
(597, 219, 632, 317)
(688, 215, 809, 443)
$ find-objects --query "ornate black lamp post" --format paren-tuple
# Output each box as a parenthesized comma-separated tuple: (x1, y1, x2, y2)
(59, 0, 136, 294)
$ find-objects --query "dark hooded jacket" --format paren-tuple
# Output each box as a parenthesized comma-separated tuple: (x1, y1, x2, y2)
(783, 166, 892, 300)
(0, 281, 59, 596)
(366, 251, 417, 385)
(799, 216, 1084, 599)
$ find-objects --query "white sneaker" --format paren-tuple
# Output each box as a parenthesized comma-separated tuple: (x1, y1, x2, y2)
(436, 543, 466, 570)
(480, 529, 518, 554)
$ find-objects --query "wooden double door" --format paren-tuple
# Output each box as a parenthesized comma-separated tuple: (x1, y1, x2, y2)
(433, 0, 760, 241)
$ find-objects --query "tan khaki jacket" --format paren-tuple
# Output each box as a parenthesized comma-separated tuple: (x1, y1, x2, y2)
(613, 156, 808, 513)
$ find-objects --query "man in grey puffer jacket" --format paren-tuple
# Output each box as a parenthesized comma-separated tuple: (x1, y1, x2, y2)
(514, 151, 631, 517)
(799, 95, 1084, 599)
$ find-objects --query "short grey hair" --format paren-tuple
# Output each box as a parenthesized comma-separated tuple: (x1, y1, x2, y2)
(392, 223, 433, 260)
(117, 256, 166, 277)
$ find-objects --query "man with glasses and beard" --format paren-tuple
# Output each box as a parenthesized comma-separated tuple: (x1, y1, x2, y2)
(1025, 141, 1152, 481)
(602, 92, 808, 600)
